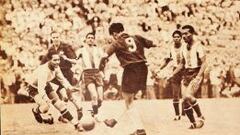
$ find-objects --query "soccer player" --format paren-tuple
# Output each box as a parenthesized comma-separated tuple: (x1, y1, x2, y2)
(26, 50, 83, 131)
(75, 32, 105, 120)
(159, 30, 184, 121)
(42, 31, 83, 121)
(172, 25, 206, 129)
(101, 23, 157, 135)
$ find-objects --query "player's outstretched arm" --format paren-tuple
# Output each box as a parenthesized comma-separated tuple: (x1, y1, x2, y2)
(196, 55, 207, 78)
(99, 56, 109, 72)
(159, 58, 172, 70)
(171, 62, 184, 79)
(60, 54, 77, 64)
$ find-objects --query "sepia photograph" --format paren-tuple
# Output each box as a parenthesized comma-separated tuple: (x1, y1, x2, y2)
(0, 0, 240, 135)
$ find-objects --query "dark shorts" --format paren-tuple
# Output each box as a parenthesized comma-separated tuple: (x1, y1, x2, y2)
(169, 69, 183, 99)
(122, 62, 148, 94)
(28, 83, 54, 98)
(28, 85, 38, 97)
(61, 68, 74, 85)
(182, 67, 200, 86)
(82, 69, 104, 88)
(44, 68, 75, 93)
(169, 68, 183, 85)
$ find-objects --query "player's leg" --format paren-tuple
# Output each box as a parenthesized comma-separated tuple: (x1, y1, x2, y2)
(182, 83, 204, 129)
(53, 78, 83, 121)
(181, 101, 185, 116)
(187, 70, 205, 121)
(170, 77, 181, 121)
(64, 70, 83, 115)
(187, 86, 205, 121)
(87, 83, 99, 116)
(190, 98, 204, 120)
(57, 88, 68, 102)
(122, 91, 146, 135)
(28, 85, 53, 124)
(96, 86, 103, 107)
(180, 81, 185, 116)
(65, 88, 83, 120)
(46, 83, 83, 131)
(95, 71, 104, 108)
(122, 62, 147, 135)
(70, 95, 83, 120)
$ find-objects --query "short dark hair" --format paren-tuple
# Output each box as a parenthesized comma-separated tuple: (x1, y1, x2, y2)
(182, 25, 197, 35)
(86, 32, 95, 39)
(47, 49, 59, 60)
(50, 31, 59, 36)
(172, 30, 182, 37)
(108, 23, 124, 35)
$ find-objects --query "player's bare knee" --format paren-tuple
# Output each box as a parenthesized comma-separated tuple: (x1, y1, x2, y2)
(69, 97, 74, 102)
(91, 95, 98, 102)
(51, 96, 60, 104)
(39, 103, 50, 113)
(182, 98, 187, 104)
(183, 96, 191, 103)
(190, 98, 197, 104)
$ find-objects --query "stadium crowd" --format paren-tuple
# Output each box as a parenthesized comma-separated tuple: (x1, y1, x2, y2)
(0, 0, 240, 104)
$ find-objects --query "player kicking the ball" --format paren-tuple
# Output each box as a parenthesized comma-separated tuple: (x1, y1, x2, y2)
(100, 23, 157, 135)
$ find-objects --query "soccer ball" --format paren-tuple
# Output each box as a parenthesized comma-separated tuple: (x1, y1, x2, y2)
(81, 116, 95, 131)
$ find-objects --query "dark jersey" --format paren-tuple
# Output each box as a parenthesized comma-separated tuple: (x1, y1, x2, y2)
(41, 43, 77, 69)
(106, 33, 155, 67)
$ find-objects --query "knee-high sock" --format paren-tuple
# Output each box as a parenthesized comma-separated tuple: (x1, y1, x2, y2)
(191, 100, 202, 117)
(91, 95, 98, 115)
(173, 100, 180, 116)
(52, 100, 78, 125)
(92, 105, 98, 115)
(184, 104, 195, 123)
(181, 101, 185, 115)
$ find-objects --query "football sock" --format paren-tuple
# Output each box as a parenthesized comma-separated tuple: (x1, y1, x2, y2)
(173, 100, 180, 116)
(61, 109, 78, 125)
(184, 105, 195, 123)
(181, 102, 185, 115)
(61, 109, 73, 121)
(92, 105, 98, 115)
(191, 100, 202, 117)
(98, 99, 102, 108)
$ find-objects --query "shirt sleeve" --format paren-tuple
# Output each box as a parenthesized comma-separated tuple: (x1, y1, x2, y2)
(55, 67, 71, 89)
(197, 45, 205, 59)
(98, 47, 105, 57)
(167, 49, 172, 59)
(165, 51, 172, 63)
(105, 43, 117, 57)
(63, 44, 77, 59)
(37, 68, 47, 96)
(76, 48, 83, 59)
(135, 35, 155, 48)
(180, 47, 185, 65)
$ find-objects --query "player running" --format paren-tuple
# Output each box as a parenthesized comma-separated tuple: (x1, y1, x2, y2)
(172, 25, 206, 129)
(75, 32, 105, 120)
(41, 31, 83, 121)
(26, 50, 83, 131)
